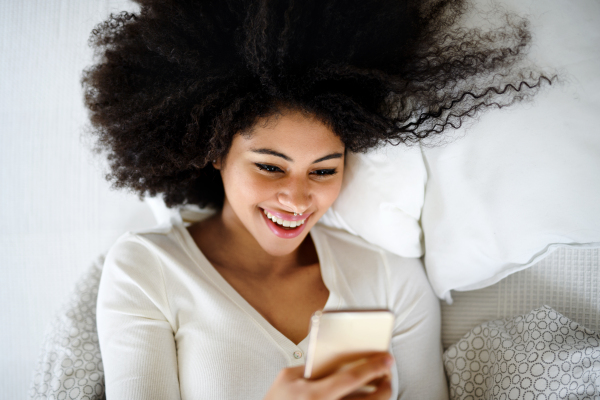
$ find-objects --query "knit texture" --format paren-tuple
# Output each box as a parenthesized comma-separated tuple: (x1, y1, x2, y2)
(442, 247, 600, 350)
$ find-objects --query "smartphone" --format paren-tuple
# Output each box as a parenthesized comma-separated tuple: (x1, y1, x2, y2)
(303, 309, 395, 381)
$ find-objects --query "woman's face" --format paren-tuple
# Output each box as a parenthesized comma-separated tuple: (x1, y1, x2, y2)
(216, 110, 345, 257)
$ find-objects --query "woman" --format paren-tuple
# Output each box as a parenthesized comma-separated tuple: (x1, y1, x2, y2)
(84, 0, 549, 398)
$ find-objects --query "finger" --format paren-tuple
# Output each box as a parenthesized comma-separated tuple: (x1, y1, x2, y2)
(317, 353, 393, 399)
(360, 377, 392, 400)
(276, 365, 306, 382)
(341, 375, 392, 400)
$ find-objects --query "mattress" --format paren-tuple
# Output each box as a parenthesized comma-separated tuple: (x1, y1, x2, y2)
(440, 246, 600, 350)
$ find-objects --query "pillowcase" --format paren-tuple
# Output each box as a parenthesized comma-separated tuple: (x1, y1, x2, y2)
(443, 306, 600, 400)
(320, 144, 426, 258)
(29, 256, 106, 400)
(420, 0, 600, 301)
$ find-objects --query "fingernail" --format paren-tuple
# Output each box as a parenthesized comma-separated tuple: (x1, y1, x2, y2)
(385, 356, 394, 367)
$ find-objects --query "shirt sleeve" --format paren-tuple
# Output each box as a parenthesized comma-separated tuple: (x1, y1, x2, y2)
(97, 234, 181, 400)
(385, 254, 449, 400)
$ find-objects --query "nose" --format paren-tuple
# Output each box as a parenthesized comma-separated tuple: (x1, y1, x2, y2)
(277, 176, 312, 215)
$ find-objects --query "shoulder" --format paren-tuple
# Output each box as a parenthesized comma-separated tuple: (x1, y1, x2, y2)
(107, 220, 188, 259)
(102, 221, 193, 287)
(312, 223, 384, 259)
(312, 223, 425, 278)
(98, 225, 178, 333)
(313, 224, 433, 306)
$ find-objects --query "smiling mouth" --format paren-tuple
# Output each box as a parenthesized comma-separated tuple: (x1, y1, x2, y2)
(260, 208, 310, 239)
(262, 209, 307, 229)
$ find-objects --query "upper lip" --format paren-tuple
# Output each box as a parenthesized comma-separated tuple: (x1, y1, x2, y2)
(261, 207, 311, 222)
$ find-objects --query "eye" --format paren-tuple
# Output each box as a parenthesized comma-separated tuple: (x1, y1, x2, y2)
(255, 163, 283, 173)
(311, 169, 337, 176)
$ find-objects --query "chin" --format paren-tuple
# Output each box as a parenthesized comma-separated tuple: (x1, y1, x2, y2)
(258, 235, 308, 257)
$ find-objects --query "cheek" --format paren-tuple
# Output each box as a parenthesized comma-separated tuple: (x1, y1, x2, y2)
(317, 176, 344, 209)
(224, 168, 277, 205)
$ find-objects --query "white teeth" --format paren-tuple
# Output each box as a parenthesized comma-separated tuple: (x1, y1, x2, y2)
(263, 209, 307, 227)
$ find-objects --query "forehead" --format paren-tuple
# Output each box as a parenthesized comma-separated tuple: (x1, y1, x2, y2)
(237, 111, 344, 152)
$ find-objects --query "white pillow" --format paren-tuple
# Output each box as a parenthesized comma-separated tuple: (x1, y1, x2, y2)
(29, 256, 106, 400)
(321, 144, 426, 258)
(421, 0, 600, 302)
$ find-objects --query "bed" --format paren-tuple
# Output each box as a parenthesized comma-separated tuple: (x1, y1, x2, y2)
(10, 0, 600, 398)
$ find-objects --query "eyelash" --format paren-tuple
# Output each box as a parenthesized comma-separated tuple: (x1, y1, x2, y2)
(255, 163, 337, 176)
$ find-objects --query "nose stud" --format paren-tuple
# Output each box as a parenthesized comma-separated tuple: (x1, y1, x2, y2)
(294, 212, 303, 216)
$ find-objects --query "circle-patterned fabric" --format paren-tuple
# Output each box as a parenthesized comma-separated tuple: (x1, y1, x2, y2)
(444, 305, 600, 400)
(29, 256, 106, 400)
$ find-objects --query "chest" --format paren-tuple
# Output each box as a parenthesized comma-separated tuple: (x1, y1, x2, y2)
(216, 263, 330, 345)
(175, 304, 292, 399)
(171, 278, 320, 400)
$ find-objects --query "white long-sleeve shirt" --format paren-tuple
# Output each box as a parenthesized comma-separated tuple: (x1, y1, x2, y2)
(97, 215, 448, 400)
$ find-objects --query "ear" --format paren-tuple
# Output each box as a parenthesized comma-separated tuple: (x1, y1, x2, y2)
(212, 158, 222, 170)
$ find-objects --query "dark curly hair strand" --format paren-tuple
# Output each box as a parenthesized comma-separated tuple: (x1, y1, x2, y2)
(82, 0, 552, 209)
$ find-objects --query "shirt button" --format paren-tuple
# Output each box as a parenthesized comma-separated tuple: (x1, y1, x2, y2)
(293, 351, 303, 359)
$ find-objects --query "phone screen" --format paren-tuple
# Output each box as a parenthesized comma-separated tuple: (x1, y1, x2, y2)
(303, 309, 394, 380)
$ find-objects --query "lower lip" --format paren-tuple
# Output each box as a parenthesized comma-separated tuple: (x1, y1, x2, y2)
(261, 210, 309, 239)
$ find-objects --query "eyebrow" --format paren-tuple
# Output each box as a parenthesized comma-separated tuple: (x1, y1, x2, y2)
(250, 148, 343, 164)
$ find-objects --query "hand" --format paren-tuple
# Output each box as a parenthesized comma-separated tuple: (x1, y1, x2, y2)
(263, 353, 393, 400)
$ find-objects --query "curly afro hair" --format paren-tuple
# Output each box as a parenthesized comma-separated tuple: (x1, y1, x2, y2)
(82, 0, 552, 209)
